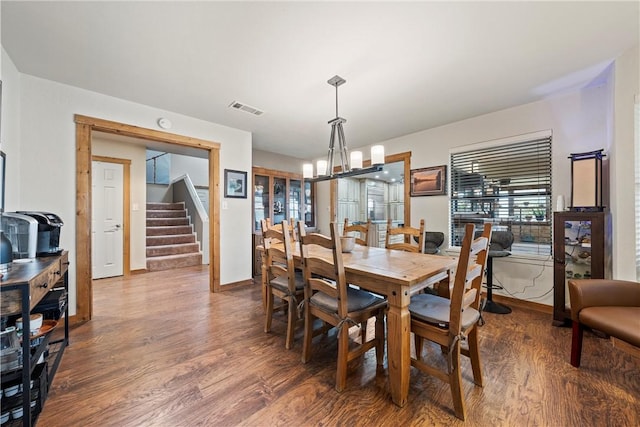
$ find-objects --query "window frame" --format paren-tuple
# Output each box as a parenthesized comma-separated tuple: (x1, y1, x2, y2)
(449, 131, 553, 256)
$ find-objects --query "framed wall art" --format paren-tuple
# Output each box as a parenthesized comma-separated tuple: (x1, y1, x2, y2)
(224, 169, 247, 198)
(410, 165, 447, 196)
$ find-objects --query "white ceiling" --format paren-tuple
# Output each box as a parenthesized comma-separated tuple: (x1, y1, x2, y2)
(2, 1, 638, 161)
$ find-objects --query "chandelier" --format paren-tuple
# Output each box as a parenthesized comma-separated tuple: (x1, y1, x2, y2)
(303, 75, 385, 182)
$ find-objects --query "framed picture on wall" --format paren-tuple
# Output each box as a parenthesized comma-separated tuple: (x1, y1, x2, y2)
(224, 169, 247, 198)
(410, 165, 447, 196)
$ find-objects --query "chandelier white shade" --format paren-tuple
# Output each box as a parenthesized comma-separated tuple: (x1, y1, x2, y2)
(316, 160, 328, 176)
(350, 151, 363, 169)
(302, 163, 314, 179)
(371, 145, 385, 165)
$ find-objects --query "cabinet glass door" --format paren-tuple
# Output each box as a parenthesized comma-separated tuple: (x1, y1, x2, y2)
(304, 181, 314, 227)
(273, 177, 287, 226)
(254, 174, 269, 231)
(289, 179, 301, 222)
(562, 219, 593, 283)
(553, 211, 610, 324)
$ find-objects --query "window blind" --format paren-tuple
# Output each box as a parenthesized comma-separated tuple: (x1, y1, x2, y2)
(450, 137, 552, 256)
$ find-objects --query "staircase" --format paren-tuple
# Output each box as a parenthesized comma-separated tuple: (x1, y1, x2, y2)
(146, 202, 202, 272)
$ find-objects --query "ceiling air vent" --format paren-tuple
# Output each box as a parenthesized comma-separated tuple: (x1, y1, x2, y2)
(229, 101, 264, 116)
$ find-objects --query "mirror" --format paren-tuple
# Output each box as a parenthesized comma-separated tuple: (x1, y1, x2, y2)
(331, 152, 411, 248)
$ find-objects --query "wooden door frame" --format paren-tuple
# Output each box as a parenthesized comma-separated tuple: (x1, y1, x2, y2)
(91, 155, 131, 277)
(75, 115, 221, 322)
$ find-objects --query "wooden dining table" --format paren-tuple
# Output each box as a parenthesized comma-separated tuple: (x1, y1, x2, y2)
(261, 242, 458, 407)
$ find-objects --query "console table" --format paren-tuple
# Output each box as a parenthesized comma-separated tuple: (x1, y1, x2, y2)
(0, 251, 69, 426)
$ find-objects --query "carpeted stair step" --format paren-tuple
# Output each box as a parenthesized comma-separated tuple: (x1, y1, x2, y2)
(146, 242, 200, 257)
(147, 209, 188, 219)
(147, 253, 202, 272)
(147, 202, 185, 211)
(146, 217, 190, 227)
(146, 234, 196, 246)
(147, 225, 193, 236)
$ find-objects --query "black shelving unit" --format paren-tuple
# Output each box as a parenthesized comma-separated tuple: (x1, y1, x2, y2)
(0, 253, 69, 426)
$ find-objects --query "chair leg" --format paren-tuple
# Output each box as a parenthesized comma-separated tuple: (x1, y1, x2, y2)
(361, 320, 368, 344)
(335, 324, 350, 392)
(264, 287, 274, 333)
(301, 305, 314, 364)
(261, 265, 268, 311)
(448, 341, 466, 421)
(414, 334, 424, 360)
(285, 297, 296, 350)
(467, 327, 483, 386)
(571, 320, 584, 367)
(375, 312, 385, 367)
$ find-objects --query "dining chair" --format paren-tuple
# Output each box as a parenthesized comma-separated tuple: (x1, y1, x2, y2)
(409, 223, 491, 420)
(261, 219, 305, 350)
(297, 221, 387, 392)
(343, 218, 371, 246)
(263, 217, 297, 242)
(385, 218, 425, 253)
(423, 231, 445, 254)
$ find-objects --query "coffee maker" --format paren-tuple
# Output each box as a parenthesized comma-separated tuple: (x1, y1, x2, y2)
(15, 211, 63, 256)
(1, 212, 38, 259)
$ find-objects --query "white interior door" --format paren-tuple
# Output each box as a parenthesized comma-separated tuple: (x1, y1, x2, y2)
(92, 161, 124, 279)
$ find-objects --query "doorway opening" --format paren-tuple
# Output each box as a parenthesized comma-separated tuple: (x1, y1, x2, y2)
(75, 115, 221, 323)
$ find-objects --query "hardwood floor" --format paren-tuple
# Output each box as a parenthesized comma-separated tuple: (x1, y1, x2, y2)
(39, 266, 639, 426)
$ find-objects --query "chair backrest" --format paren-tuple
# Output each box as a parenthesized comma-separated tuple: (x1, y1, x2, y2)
(423, 231, 445, 254)
(343, 218, 371, 246)
(288, 218, 298, 242)
(297, 221, 349, 318)
(474, 229, 512, 256)
(449, 223, 491, 334)
(263, 217, 297, 242)
(261, 219, 296, 292)
(489, 230, 513, 254)
(385, 218, 425, 253)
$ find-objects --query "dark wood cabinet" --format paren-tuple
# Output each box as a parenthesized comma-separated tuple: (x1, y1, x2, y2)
(552, 212, 612, 325)
(253, 233, 265, 278)
(252, 167, 314, 277)
(252, 167, 314, 232)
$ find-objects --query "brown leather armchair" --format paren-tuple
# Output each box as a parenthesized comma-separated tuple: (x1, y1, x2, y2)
(568, 279, 640, 367)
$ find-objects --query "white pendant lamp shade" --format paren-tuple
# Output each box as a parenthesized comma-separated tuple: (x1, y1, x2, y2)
(316, 160, 328, 176)
(350, 151, 363, 169)
(303, 163, 314, 179)
(371, 145, 385, 165)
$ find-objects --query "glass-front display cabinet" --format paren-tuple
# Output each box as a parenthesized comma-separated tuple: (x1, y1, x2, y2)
(552, 211, 611, 325)
(303, 181, 314, 228)
(252, 167, 314, 276)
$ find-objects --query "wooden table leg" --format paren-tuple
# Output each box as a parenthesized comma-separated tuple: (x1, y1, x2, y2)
(386, 285, 412, 407)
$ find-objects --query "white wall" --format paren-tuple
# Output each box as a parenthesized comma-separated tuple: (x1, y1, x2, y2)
(252, 149, 306, 174)
(171, 154, 209, 187)
(92, 137, 147, 271)
(1, 48, 253, 316)
(610, 44, 639, 280)
(0, 49, 21, 211)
